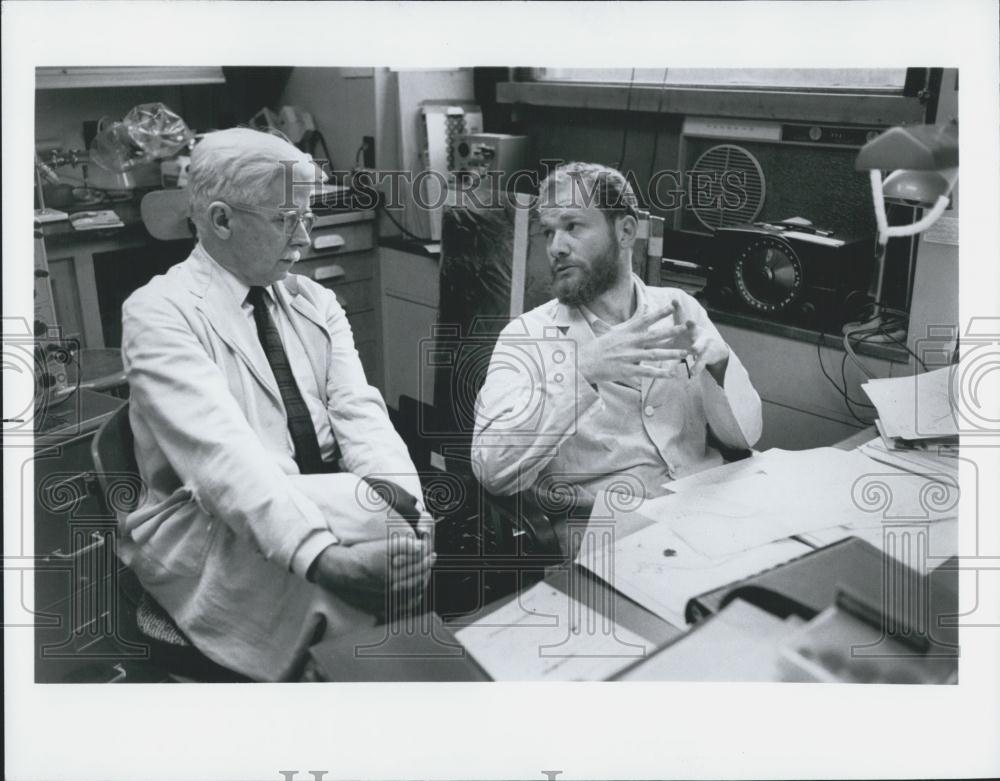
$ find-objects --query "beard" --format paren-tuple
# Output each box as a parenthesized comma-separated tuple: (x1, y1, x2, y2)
(551, 234, 622, 307)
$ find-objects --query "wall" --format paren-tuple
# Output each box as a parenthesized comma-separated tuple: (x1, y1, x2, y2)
(519, 105, 685, 184)
(906, 68, 959, 370)
(279, 68, 377, 176)
(280, 67, 476, 240)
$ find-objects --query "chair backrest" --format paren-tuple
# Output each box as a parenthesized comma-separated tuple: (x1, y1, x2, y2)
(632, 209, 666, 286)
(432, 192, 551, 457)
(140, 189, 195, 241)
(90, 401, 144, 516)
(430, 199, 669, 458)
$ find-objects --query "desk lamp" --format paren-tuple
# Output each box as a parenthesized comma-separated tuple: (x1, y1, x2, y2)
(849, 122, 959, 343)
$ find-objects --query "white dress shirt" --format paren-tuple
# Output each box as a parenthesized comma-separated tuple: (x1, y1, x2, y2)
(213, 263, 341, 577)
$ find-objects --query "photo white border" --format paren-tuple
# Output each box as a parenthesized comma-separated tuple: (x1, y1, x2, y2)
(4, 2, 999, 779)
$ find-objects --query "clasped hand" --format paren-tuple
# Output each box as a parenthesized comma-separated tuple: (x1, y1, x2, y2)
(577, 301, 729, 386)
(312, 513, 435, 616)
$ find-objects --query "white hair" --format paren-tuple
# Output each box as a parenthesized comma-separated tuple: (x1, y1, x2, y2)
(187, 128, 323, 219)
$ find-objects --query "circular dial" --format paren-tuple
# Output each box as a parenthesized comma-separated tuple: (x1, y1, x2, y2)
(733, 236, 803, 312)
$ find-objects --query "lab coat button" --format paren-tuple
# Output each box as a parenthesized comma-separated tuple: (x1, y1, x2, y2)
(644, 405, 654, 417)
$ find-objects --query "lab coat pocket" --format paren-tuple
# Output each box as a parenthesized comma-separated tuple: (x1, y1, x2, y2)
(646, 371, 703, 444)
(127, 489, 222, 582)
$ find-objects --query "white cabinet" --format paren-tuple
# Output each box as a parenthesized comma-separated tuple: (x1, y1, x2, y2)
(379, 246, 440, 410)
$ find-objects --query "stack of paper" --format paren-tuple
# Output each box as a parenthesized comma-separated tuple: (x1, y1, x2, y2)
(857, 367, 960, 477)
(861, 367, 959, 442)
(857, 428, 958, 478)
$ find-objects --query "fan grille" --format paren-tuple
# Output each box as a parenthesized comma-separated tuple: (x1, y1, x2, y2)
(689, 144, 766, 231)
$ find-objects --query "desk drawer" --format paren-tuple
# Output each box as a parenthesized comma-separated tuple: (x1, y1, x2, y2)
(356, 339, 377, 383)
(347, 310, 376, 342)
(293, 252, 373, 286)
(325, 279, 372, 314)
(300, 220, 374, 260)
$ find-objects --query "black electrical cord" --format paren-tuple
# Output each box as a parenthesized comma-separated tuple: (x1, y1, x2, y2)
(617, 68, 637, 169)
(873, 324, 930, 371)
(816, 331, 876, 426)
(647, 68, 672, 189)
(842, 309, 929, 377)
(837, 343, 877, 408)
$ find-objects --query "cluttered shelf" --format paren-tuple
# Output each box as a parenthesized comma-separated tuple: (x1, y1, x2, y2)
(34, 191, 151, 247)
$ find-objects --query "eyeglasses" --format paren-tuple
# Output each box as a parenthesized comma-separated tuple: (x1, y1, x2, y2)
(227, 202, 316, 235)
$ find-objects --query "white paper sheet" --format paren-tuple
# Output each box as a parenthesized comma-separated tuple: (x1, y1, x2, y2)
(858, 436, 959, 479)
(861, 367, 958, 440)
(660, 450, 795, 494)
(578, 522, 810, 628)
(656, 448, 958, 558)
(453, 582, 649, 681)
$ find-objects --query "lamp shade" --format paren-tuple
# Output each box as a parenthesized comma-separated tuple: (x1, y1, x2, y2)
(855, 122, 958, 171)
(882, 167, 959, 206)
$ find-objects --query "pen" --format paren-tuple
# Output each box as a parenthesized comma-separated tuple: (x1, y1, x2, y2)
(682, 358, 692, 379)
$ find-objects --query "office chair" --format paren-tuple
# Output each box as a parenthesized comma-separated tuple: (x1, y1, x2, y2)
(91, 402, 249, 682)
(632, 208, 666, 286)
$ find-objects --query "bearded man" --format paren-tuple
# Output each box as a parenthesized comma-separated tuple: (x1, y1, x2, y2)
(471, 162, 762, 517)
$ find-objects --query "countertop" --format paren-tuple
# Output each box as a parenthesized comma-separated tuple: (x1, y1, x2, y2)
(35, 191, 151, 248)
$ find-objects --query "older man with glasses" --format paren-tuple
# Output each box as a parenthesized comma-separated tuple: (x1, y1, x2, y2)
(119, 127, 433, 681)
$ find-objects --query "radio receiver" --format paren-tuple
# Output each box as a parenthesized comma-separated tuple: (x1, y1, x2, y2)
(701, 220, 875, 331)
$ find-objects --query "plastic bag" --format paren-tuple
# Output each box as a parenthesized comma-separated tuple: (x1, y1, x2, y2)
(123, 103, 194, 159)
(89, 102, 193, 172)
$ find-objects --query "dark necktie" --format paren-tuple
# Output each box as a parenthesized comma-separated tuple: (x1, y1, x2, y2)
(246, 286, 326, 475)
